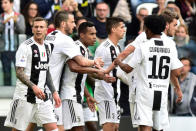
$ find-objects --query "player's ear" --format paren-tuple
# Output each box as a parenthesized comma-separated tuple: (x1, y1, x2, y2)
(111, 27, 116, 33)
(165, 23, 169, 30)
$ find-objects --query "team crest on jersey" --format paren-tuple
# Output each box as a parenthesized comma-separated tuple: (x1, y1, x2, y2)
(34, 50, 38, 57)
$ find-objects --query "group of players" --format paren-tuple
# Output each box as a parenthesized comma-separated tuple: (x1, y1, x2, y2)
(4, 7, 183, 131)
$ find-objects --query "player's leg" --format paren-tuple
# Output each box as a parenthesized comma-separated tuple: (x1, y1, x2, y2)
(34, 100, 58, 131)
(115, 123, 119, 131)
(103, 122, 115, 131)
(139, 125, 152, 131)
(43, 122, 58, 131)
(71, 126, 84, 131)
(26, 123, 36, 131)
(83, 104, 98, 131)
(97, 100, 117, 131)
(62, 99, 85, 131)
(4, 99, 34, 131)
(85, 121, 97, 131)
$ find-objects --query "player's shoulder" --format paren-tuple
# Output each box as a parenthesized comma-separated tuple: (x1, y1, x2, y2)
(23, 37, 34, 46)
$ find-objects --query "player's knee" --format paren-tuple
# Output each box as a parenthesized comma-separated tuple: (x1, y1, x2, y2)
(51, 128, 58, 131)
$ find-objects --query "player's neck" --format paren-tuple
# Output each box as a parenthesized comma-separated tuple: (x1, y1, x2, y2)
(34, 37, 44, 45)
(79, 39, 88, 48)
(108, 35, 119, 46)
(151, 34, 161, 39)
(57, 28, 67, 35)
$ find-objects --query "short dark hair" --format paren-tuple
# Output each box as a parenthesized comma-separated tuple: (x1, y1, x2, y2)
(160, 8, 179, 24)
(75, 17, 87, 25)
(180, 57, 193, 67)
(32, 17, 48, 27)
(54, 11, 72, 28)
(144, 15, 166, 35)
(106, 17, 124, 34)
(78, 22, 95, 35)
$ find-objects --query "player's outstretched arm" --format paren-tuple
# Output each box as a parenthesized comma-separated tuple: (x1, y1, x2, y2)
(105, 45, 135, 74)
(73, 55, 104, 67)
(46, 70, 61, 108)
(114, 58, 133, 73)
(16, 67, 45, 100)
(171, 69, 183, 104)
(67, 59, 103, 74)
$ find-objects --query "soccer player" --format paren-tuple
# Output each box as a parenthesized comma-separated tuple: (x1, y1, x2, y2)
(45, 11, 103, 131)
(94, 17, 126, 131)
(60, 21, 111, 131)
(114, 15, 183, 131)
(4, 17, 60, 131)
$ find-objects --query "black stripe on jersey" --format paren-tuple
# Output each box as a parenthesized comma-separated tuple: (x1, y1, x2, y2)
(59, 64, 66, 94)
(152, 91, 162, 111)
(49, 43, 54, 52)
(43, 44, 50, 102)
(110, 45, 118, 105)
(154, 40, 163, 46)
(28, 44, 41, 103)
(68, 100, 77, 123)
(10, 99, 19, 124)
(74, 46, 85, 104)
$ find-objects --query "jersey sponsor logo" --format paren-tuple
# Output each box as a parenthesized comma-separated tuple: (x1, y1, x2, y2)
(35, 62, 48, 70)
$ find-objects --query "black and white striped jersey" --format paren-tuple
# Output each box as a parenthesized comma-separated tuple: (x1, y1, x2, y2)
(94, 38, 121, 104)
(45, 30, 81, 92)
(14, 37, 52, 103)
(60, 40, 88, 104)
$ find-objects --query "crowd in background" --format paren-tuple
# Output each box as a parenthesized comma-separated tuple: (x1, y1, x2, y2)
(0, 0, 196, 118)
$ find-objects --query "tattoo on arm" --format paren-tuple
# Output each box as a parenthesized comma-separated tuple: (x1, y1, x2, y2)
(16, 67, 35, 88)
(46, 70, 56, 94)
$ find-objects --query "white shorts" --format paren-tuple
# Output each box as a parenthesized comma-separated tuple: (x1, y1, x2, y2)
(97, 100, 120, 125)
(62, 99, 84, 130)
(132, 100, 170, 130)
(4, 99, 56, 130)
(54, 103, 63, 125)
(83, 106, 98, 122)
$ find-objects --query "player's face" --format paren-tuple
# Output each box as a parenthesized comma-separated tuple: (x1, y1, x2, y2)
(82, 26, 96, 46)
(181, 59, 191, 75)
(167, 19, 178, 37)
(115, 22, 126, 40)
(1, 0, 13, 12)
(65, 14, 76, 35)
(32, 21, 48, 41)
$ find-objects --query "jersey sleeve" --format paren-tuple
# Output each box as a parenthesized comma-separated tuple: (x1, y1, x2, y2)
(94, 46, 106, 61)
(128, 32, 146, 48)
(15, 43, 28, 67)
(127, 47, 143, 69)
(170, 57, 183, 70)
(61, 37, 81, 59)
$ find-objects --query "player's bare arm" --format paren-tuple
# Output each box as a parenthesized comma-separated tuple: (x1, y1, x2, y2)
(67, 59, 103, 74)
(171, 69, 183, 104)
(114, 58, 133, 73)
(84, 87, 98, 112)
(105, 45, 135, 74)
(73, 55, 104, 67)
(46, 70, 61, 108)
(16, 67, 45, 100)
